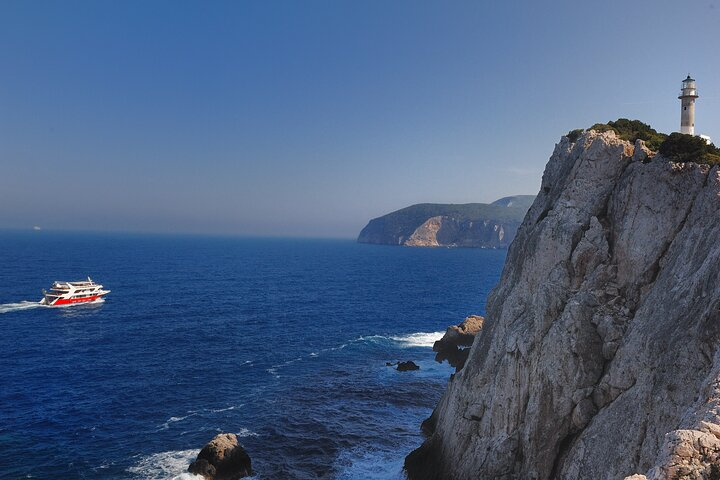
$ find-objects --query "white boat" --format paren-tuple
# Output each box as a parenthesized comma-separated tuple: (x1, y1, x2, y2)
(40, 277, 110, 306)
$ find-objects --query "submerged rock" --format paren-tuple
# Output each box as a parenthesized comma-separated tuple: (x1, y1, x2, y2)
(432, 315, 484, 371)
(188, 433, 251, 480)
(397, 361, 420, 371)
(405, 129, 720, 479)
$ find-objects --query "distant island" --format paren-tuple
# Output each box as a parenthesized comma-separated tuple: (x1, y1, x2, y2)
(357, 195, 535, 248)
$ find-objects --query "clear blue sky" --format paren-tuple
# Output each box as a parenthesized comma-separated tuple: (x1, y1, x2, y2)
(1, 0, 718, 237)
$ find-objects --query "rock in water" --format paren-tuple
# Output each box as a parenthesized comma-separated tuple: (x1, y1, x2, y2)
(405, 129, 720, 479)
(433, 315, 484, 371)
(188, 433, 251, 480)
(188, 458, 216, 478)
(397, 361, 420, 371)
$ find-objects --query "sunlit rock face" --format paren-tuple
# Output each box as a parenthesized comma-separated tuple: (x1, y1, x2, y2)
(406, 130, 720, 480)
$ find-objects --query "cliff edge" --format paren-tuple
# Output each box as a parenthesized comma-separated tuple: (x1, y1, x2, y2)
(405, 129, 720, 479)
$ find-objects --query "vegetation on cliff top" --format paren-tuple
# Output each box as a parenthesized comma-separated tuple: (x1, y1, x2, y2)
(588, 119, 667, 151)
(659, 133, 720, 166)
(567, 118, 720, 165)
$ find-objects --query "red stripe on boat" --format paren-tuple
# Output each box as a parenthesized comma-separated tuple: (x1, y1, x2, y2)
(53, 295, 102, 305)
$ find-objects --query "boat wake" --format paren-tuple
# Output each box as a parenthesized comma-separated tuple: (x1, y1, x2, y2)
(0, 301, 45, 314)
(0, 298, 105, 314)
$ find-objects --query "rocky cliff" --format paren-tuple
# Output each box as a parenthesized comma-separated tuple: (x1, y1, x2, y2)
(405, 130, 720, 479)
(357, 197, 535, 248)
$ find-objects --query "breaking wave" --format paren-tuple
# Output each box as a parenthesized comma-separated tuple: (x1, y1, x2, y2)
(235, 428, 258, 437)
(390, 331, 444, 347)
(126, 449, 203, 480)
(334, 445, 406, 480)
(356, 331, 445, 348)
(128, 430, 258, 479)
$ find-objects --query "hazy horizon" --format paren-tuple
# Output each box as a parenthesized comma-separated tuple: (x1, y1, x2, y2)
(2, 0, 719, 237)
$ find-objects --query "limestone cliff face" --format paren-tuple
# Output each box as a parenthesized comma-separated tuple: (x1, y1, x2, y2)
(405, 130, 720, 480)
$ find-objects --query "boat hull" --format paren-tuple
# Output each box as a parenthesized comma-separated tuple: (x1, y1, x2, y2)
(42, 293, 108, 306)
(52, 295, 104, 306)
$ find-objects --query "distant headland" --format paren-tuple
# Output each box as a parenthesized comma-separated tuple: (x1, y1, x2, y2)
(357, 196, 535, 248)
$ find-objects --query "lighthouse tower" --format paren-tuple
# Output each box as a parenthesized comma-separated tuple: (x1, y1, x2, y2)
(679, 75, 699, 135)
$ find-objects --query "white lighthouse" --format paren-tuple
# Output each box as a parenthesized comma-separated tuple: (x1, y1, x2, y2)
(679, 75, 699, 135)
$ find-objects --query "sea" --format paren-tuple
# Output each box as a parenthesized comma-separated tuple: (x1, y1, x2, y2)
(0, 231, 506, 480)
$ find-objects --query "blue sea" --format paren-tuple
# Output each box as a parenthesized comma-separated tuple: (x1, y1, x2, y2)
(0, 231, 505, 480)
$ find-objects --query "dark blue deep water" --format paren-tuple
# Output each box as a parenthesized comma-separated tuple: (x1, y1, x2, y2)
(0, 232, 506, 480)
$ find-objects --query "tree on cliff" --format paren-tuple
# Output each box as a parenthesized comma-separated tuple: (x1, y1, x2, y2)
(659, 132, 720, 165)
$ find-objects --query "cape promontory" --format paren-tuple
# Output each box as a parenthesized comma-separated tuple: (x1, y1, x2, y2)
(357, 196, 535, 248)
(405, 127, 720, 480)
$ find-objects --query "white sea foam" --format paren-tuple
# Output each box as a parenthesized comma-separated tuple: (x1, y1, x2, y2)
(0, 301, 45, 314)
(355, 331, 444, 347)
(210, 404, 243, 413)
(236, 428, 259, 437)
(267, 356, 304, 377)
(356, 334, 387, 343)
(156, 412, 198, 431)
(389, 331, 445, 348)
(334, 445, 405, 480)
(126, 449, 202, 480)
(265, 341, 354, 377)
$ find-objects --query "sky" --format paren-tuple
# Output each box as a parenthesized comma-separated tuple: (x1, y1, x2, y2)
(1, 0, 719, 238)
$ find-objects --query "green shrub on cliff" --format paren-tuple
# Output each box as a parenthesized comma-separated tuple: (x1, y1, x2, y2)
(658, 133, 720, 165)
(566, 129, 583, 143)
(589, 119, 667, 151)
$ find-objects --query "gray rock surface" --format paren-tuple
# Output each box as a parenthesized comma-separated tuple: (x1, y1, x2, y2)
(433, 315, 485, 371)
(405, 130, 720, 479)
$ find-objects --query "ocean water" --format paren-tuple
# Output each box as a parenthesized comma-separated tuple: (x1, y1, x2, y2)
(0, 232, 506, 479)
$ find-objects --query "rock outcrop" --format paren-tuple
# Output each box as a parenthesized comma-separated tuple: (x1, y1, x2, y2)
(397, 361, 421, 371)
(188, 433, 252, 480)
(357, 197, 535, 248)
(405, 129, 720, 479)
(433, 315, 485, 371)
